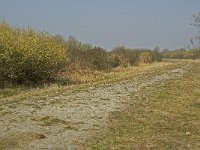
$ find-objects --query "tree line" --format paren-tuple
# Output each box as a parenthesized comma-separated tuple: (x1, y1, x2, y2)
(0, 22, 162, 87)
(0, 12, 199, 87)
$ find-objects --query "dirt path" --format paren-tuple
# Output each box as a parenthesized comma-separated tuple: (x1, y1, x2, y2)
(0, 62, 191, 150)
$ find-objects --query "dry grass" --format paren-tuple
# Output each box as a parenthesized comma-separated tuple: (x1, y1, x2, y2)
(0, 62, 170, 102)
(87, 61, 200, 150)
(0, 132, 45, 150)
(62, 62, 170, 84)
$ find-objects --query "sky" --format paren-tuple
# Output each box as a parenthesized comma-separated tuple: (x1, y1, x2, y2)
(0, 0, 200, 50)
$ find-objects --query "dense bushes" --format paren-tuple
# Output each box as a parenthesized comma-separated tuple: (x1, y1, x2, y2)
(111, 47, 139, 66)
(139, 51, 154, 63)
(66, 41, 163, 72)
(161, 48, 200, 60)
(67, 46, 117, 71)
(0, 21, 163, 87)
(111, 47, 162, 66)
(0, 21, 68, 86)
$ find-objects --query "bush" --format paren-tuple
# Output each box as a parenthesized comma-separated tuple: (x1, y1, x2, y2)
(139, 51, 154, 63)
(0, 21, 68, 86)
(111, 47, 138, 66)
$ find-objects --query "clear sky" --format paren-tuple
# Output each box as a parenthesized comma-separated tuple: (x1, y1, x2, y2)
(0, 0, 200, 50)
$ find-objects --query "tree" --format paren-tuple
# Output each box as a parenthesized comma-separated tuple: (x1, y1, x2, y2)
(192, 13, 200, 28)
(53, 34, 65, 44)
(191, 13, 200, 48)
(65, 36, 93, 51)
(189, 13, 200, 59)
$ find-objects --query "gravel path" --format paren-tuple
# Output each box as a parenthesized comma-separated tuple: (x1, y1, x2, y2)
(0, 62, 191, 150)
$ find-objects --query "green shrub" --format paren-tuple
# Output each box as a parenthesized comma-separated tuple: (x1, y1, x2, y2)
(0, 21, 68, 86)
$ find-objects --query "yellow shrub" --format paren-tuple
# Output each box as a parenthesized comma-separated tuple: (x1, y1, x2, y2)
(139, 51, 154, 63)
(0, 21, 68, 86)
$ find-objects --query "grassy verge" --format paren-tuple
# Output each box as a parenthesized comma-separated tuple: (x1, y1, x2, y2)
(87, 61, 200, 150)
(0, 62, 171, 101)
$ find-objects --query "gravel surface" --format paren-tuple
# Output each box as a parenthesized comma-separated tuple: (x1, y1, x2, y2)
(0, 62, 191, 150)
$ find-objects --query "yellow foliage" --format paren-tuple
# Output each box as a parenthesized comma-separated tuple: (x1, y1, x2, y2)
(0, 21, 68, 86)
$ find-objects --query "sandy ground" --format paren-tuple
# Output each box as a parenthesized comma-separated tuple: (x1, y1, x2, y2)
(0, 62, 191, 150)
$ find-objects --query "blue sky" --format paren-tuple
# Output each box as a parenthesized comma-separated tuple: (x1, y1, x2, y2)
(0, 0, 200, 50)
